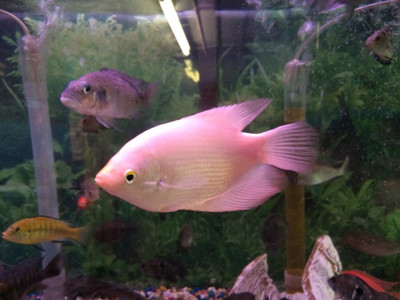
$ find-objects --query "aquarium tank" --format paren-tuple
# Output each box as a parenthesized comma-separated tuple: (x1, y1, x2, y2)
(0, 0, 399, 299)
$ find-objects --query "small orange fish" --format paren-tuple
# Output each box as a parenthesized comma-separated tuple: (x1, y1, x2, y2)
(2, 216, 87, 245)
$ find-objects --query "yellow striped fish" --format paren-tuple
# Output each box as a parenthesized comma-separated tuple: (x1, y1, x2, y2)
(2, 216, 87, 244)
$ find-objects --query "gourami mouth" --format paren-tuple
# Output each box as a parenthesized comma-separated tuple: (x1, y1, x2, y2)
(95, 165, 113, 188)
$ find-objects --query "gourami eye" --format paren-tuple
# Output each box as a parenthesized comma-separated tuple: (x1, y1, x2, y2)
(15, 227, 20, 232)
(82, 84, 92, 94)
(124, 170, 137, 184)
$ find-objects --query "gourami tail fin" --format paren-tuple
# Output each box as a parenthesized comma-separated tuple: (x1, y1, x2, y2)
(262, 122, 318, 174)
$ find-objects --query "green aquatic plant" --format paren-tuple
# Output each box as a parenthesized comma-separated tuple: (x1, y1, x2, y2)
(305, 175, 400, 280)
(307, 177, 376, 235)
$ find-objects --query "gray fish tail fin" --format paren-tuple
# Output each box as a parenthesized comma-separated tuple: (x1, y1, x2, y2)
(338, 156, 349, 175)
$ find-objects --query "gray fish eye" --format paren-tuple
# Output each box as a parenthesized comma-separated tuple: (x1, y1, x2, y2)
(82, 84, 92, 94)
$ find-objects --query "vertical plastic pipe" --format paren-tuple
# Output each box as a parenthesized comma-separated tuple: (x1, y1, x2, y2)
(18, 35, 61, 263)
(196, 0, 218, 111)
(283, 59, 310, 293)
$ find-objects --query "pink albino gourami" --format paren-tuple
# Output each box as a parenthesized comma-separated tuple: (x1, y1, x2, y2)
(95, 99, 318, 212)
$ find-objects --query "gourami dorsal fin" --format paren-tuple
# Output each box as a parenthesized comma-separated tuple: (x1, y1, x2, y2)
(184, 98, 273, 131)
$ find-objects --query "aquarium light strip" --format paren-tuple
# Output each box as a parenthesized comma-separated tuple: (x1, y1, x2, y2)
(159, 0, 191, 56)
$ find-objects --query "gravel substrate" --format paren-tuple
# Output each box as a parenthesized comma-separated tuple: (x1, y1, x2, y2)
(27, 286, 230, 300)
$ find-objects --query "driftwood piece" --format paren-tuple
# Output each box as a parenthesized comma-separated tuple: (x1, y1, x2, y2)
(302, 235, 342, 300)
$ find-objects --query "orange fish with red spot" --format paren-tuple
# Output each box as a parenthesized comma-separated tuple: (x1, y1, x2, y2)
(77, 174, 99, 211)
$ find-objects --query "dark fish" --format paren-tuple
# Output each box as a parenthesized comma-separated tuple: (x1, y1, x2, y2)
(141, 257, 187, 282)
(79, 174, 100, 208)
(365, 27, 394, 65)
(63, 275, 144, 300)
(307, 0, 342, 16)
(337, 0, 363, 22)
(0, 253, 63, 300)
(373, 180, 400, 213)
(307, 0, 362, 22)
(60, 68, 158, 129)
(328, 271, 400, 300)
(342, 233, 400, 257)
(78, 115, 107, 133)
(177, 223, 193, 253)
(225, 292, 255, 300)
(261, 213, 287, 254)
(94, 219, 137, 243)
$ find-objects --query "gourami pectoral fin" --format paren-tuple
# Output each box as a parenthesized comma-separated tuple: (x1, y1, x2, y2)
(177, 164, 288, 212)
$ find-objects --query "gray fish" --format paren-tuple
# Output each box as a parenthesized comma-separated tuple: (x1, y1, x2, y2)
(60, 68, 158, 129)
(141, 257, 187, 282)
(0, 253, 63, 300)
(78, 115, 107, 133)
(337, 0, 363, 22)
(342, 233, 400, 257)
(177, 223, 193, 253)
(94, 219, 138, 244)
(307, 0, 363, 22)
(261, 213, 287, 254)
(365, 27, 394, 65)
(80, 173, 100, 206)
(307, 0, 342, 16)
(298, 157, 348, 186)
